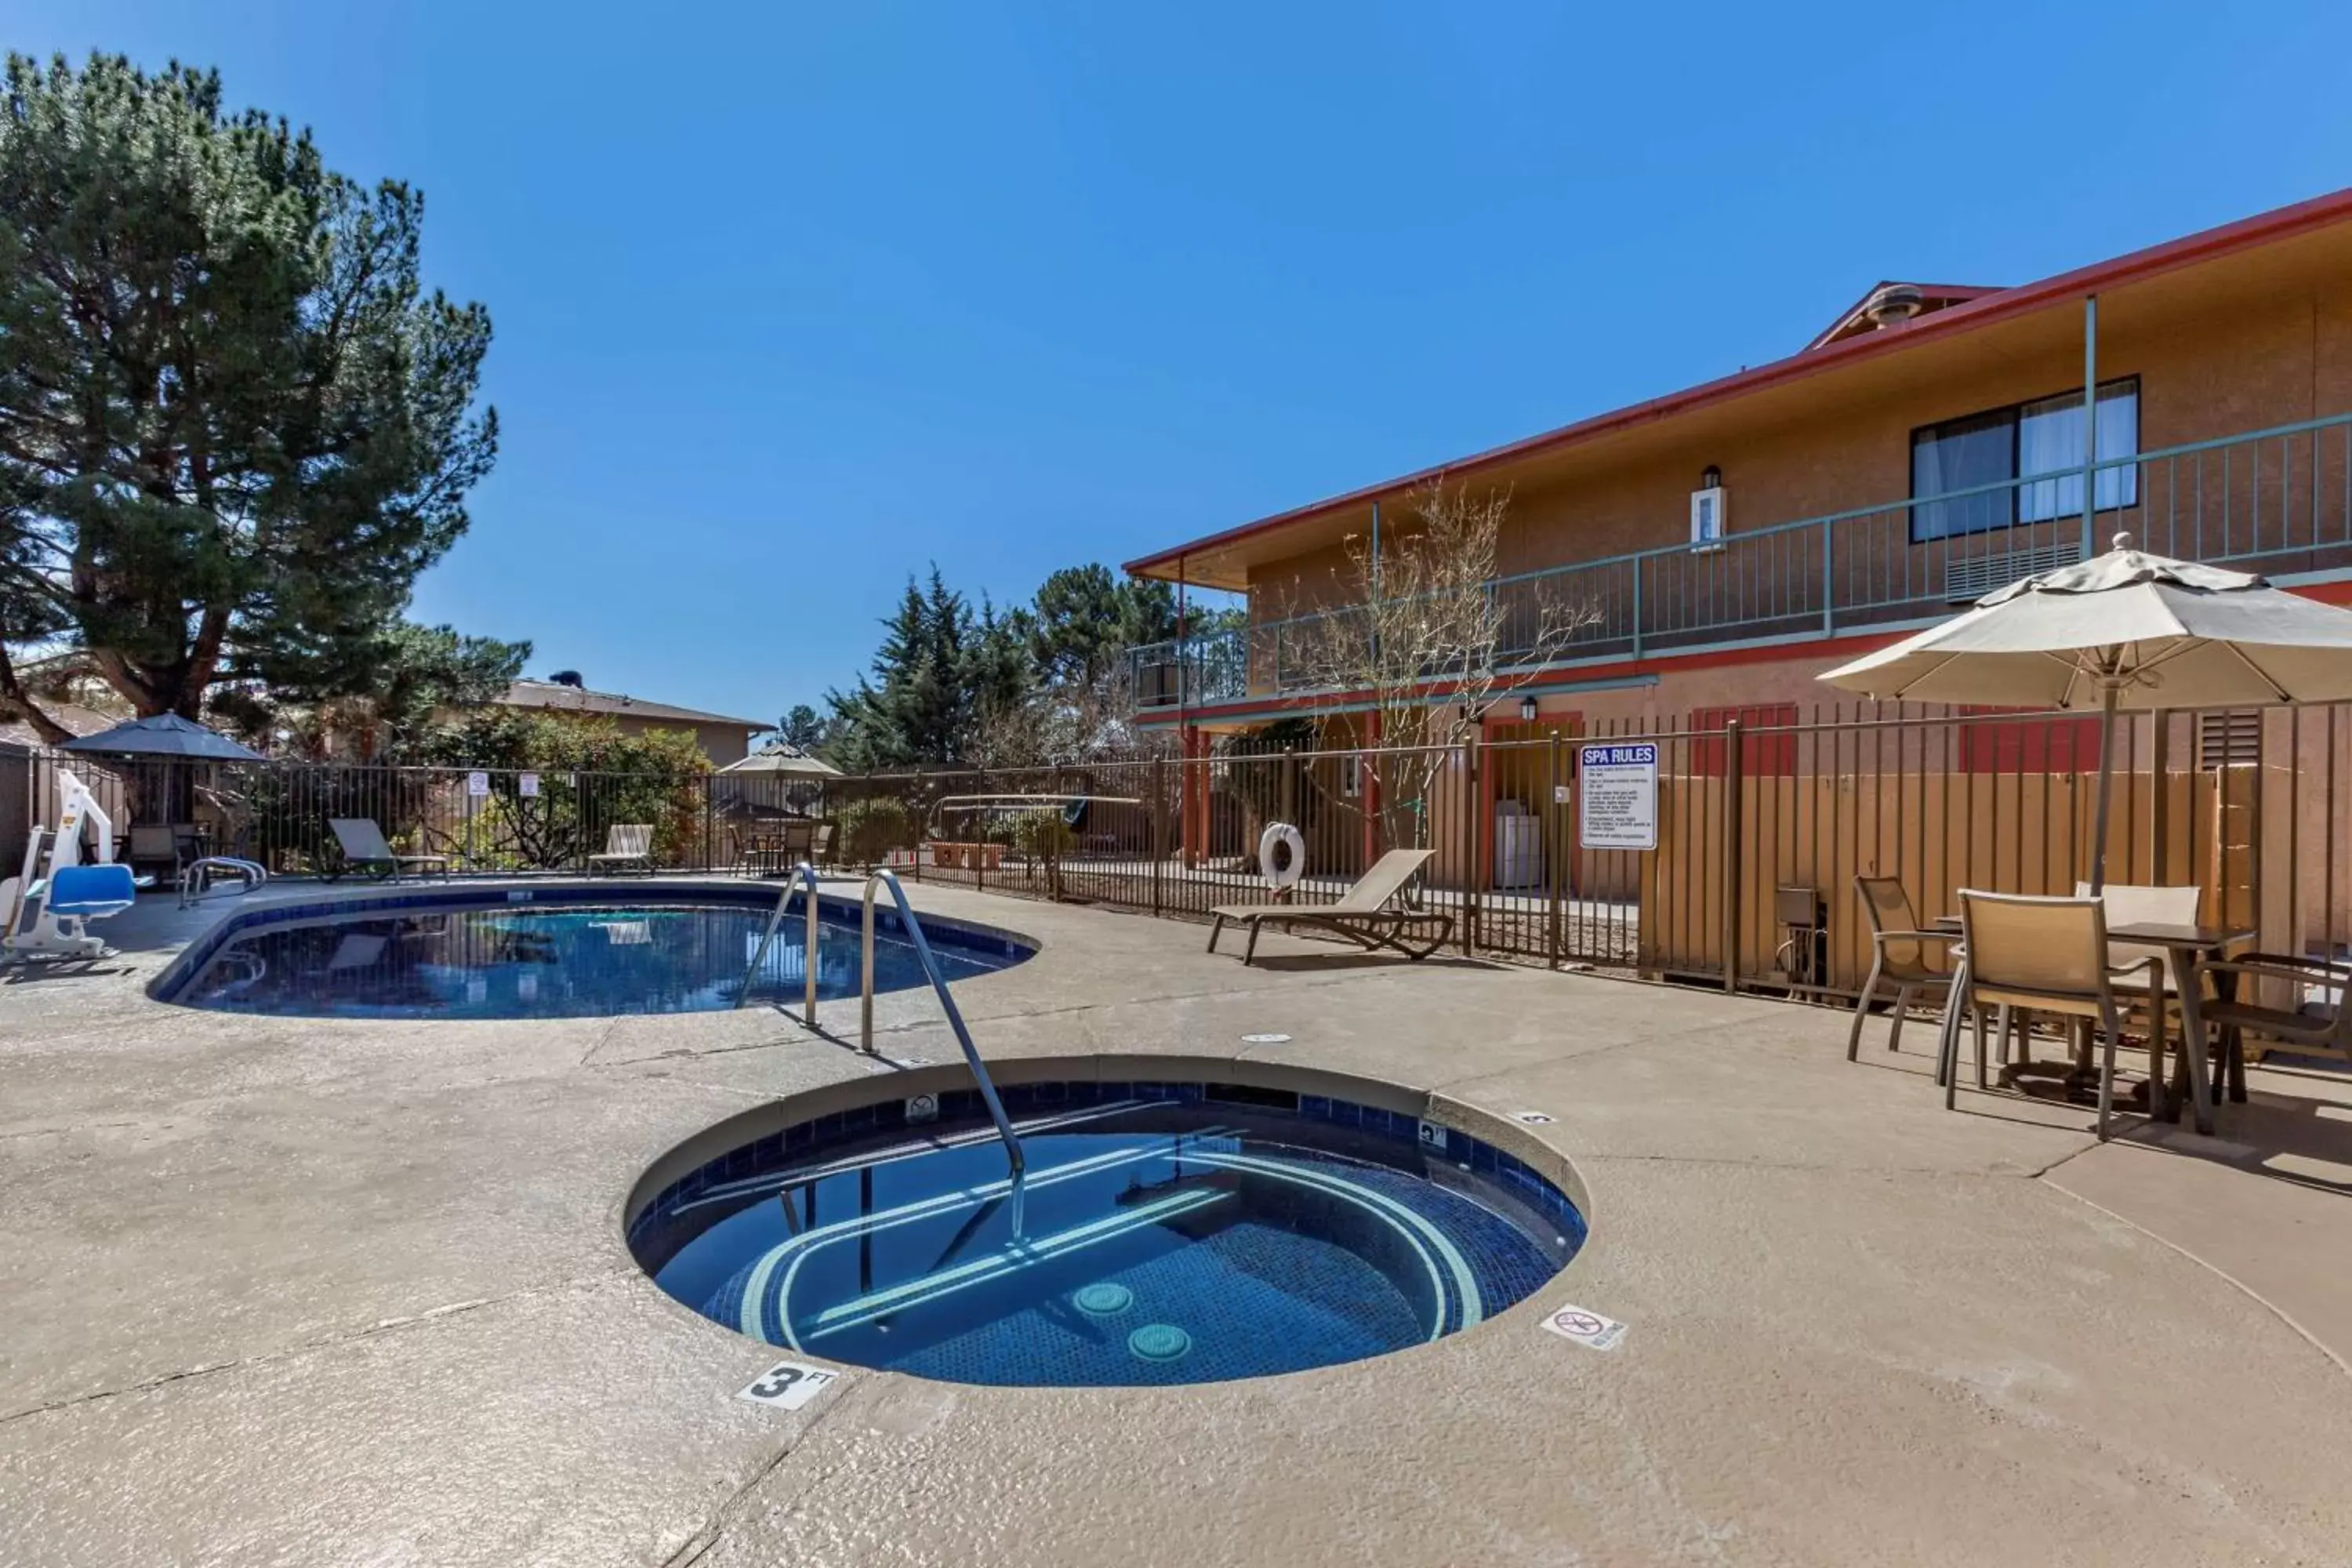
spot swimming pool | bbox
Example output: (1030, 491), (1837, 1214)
(158, 886), (1033, 1020)
(630, 1077), (1584, 1386)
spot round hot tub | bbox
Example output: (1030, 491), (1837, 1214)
(628, 1067), (1585, 1387)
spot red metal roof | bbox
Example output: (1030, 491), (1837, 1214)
(1125, 185), (2352, 580)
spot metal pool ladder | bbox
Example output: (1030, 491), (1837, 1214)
(861, 868), (1025, 1178)
(734, 862), (1023, 1177)
(738, 862), (821, 1025)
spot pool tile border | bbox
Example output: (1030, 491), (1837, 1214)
(150, 880), (1035, 1005)
(628, 1078), (1587, 1256)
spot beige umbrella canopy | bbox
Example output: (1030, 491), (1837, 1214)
(718, 745), (841, 777)
(1820, 534), (2352, 890)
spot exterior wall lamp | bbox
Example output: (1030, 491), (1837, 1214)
(1519, 695), (1539, 723)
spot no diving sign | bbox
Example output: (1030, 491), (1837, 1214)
(1540, 1303), (1627, 1352)
(1577, 742), (1657, 852)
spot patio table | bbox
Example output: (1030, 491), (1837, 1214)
(1931, 917), (2251, 1136)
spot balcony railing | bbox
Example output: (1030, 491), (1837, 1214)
(1128, 410), (2352, 713)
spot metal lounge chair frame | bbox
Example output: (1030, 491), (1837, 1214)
(588, 823), (656, 876)
(325, 818), (452, 883)
(1206, 847), (1454, 966)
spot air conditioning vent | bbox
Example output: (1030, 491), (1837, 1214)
(1944, 543), (2078, 603)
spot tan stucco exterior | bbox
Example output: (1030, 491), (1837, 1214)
(1145, 199), (2352, 732)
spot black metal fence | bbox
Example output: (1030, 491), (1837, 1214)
(26, 702), (2352, 1007)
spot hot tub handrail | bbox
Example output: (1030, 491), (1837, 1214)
(736, 860), (820, 1025)
(861, 867), (1025, 1178)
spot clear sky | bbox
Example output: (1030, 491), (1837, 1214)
(13, 2), (2352, 727)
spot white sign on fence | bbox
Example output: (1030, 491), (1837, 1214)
(1577, 742), (1657, 851)
(518, 771), (539, 798)
(466, 770), (490, 797)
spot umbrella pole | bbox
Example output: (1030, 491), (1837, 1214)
(2088, 684), (2119, 896)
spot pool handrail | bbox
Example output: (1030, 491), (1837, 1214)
(737, 861), (820, 1025)
(861, 867), (1025, 1178)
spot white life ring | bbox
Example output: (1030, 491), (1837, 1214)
(1258, 821), (1305, 888)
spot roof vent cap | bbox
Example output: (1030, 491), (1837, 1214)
(1864, 284), (1925, 328)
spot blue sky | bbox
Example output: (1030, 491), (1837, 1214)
(13, 2), (2352, 727)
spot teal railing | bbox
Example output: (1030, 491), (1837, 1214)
(1127, 411), (2352, 711)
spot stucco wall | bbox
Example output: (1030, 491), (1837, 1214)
(1242, 275), (2352, 641)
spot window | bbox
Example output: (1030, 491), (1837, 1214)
(1911, 378), (2139, 542)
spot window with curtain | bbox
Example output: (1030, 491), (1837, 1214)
(1911, 377), (2140, 541)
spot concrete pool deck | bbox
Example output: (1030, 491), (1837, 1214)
(4, 877), (2351, 1566)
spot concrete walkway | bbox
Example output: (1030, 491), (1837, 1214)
(2, 878), (2349, 1566)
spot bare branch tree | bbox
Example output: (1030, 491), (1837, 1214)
(967, 661), (1177, 771)
(1276, 482), (1599, 848)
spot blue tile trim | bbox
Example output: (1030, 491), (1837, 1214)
(630, 1079), (1584, 1258)
(152, 880), (1035, 1003)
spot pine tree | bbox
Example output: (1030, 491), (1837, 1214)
(0, 53), (500, 737)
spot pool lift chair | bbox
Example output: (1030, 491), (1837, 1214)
(0, 768), (141, 963)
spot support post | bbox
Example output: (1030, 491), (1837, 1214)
(1632, 560), (1645, 661)
(1462, 732), (1481, 958)
(1820, 517), (1835, 636)
(1150, 754), (1165, 918)
(2149, 707), (2171, 887)
(2089, 685), (2119, 895)
(2082, 294), (2100, 559)
(1547, 730), (1563, 969)
(1722, 717), (1744, 993)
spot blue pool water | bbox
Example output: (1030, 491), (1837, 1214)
(631, 1087), (1583, 1386)
(163, 892), (1029, 1020)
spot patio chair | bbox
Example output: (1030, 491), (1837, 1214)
(1207, 848), (1453, 966)
(1956, 891), (2167, 1141)
(2191, 950), (2352, 1079)
(588, 823), (655, 876)
(125, 824), (194, 885)
(810, 823), (835, 868)
(325, 818), (452, 883)
(2067, 881), (2205, 1092)
(1846, 877), (1961, 1061)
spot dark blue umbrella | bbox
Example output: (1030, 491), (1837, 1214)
(60, 713), (266, 762)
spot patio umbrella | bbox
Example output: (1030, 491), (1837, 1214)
(1819, 532), (2352, 891)
(718, 745), (841, 777)
(60, 713), (265, 762)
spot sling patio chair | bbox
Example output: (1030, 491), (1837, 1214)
(588, 823), (656, 876)
(1206, 847), (1454, 967)
(325, 818), (452, 883)
(2191, 949), (2352, 1086)
(1846, 876), (1962, 1060)
(1956, 891), (2166, 1141)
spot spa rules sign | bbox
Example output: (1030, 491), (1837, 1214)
(1577, 742), (1657, 851)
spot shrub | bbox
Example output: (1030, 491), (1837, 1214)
(1010, 811), (1075, 862)
(837, 796), (918, 866)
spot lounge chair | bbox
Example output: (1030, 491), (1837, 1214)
(588, 823), (655, 876)
(325, 818), (451, 883)
(1207, 848), (1454, 966)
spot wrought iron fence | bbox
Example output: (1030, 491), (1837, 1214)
(21, 701), (2352, 1014)
(834, 701), (2352, 1007)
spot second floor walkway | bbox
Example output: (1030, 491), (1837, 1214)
(1129, 410), (2352, 716)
